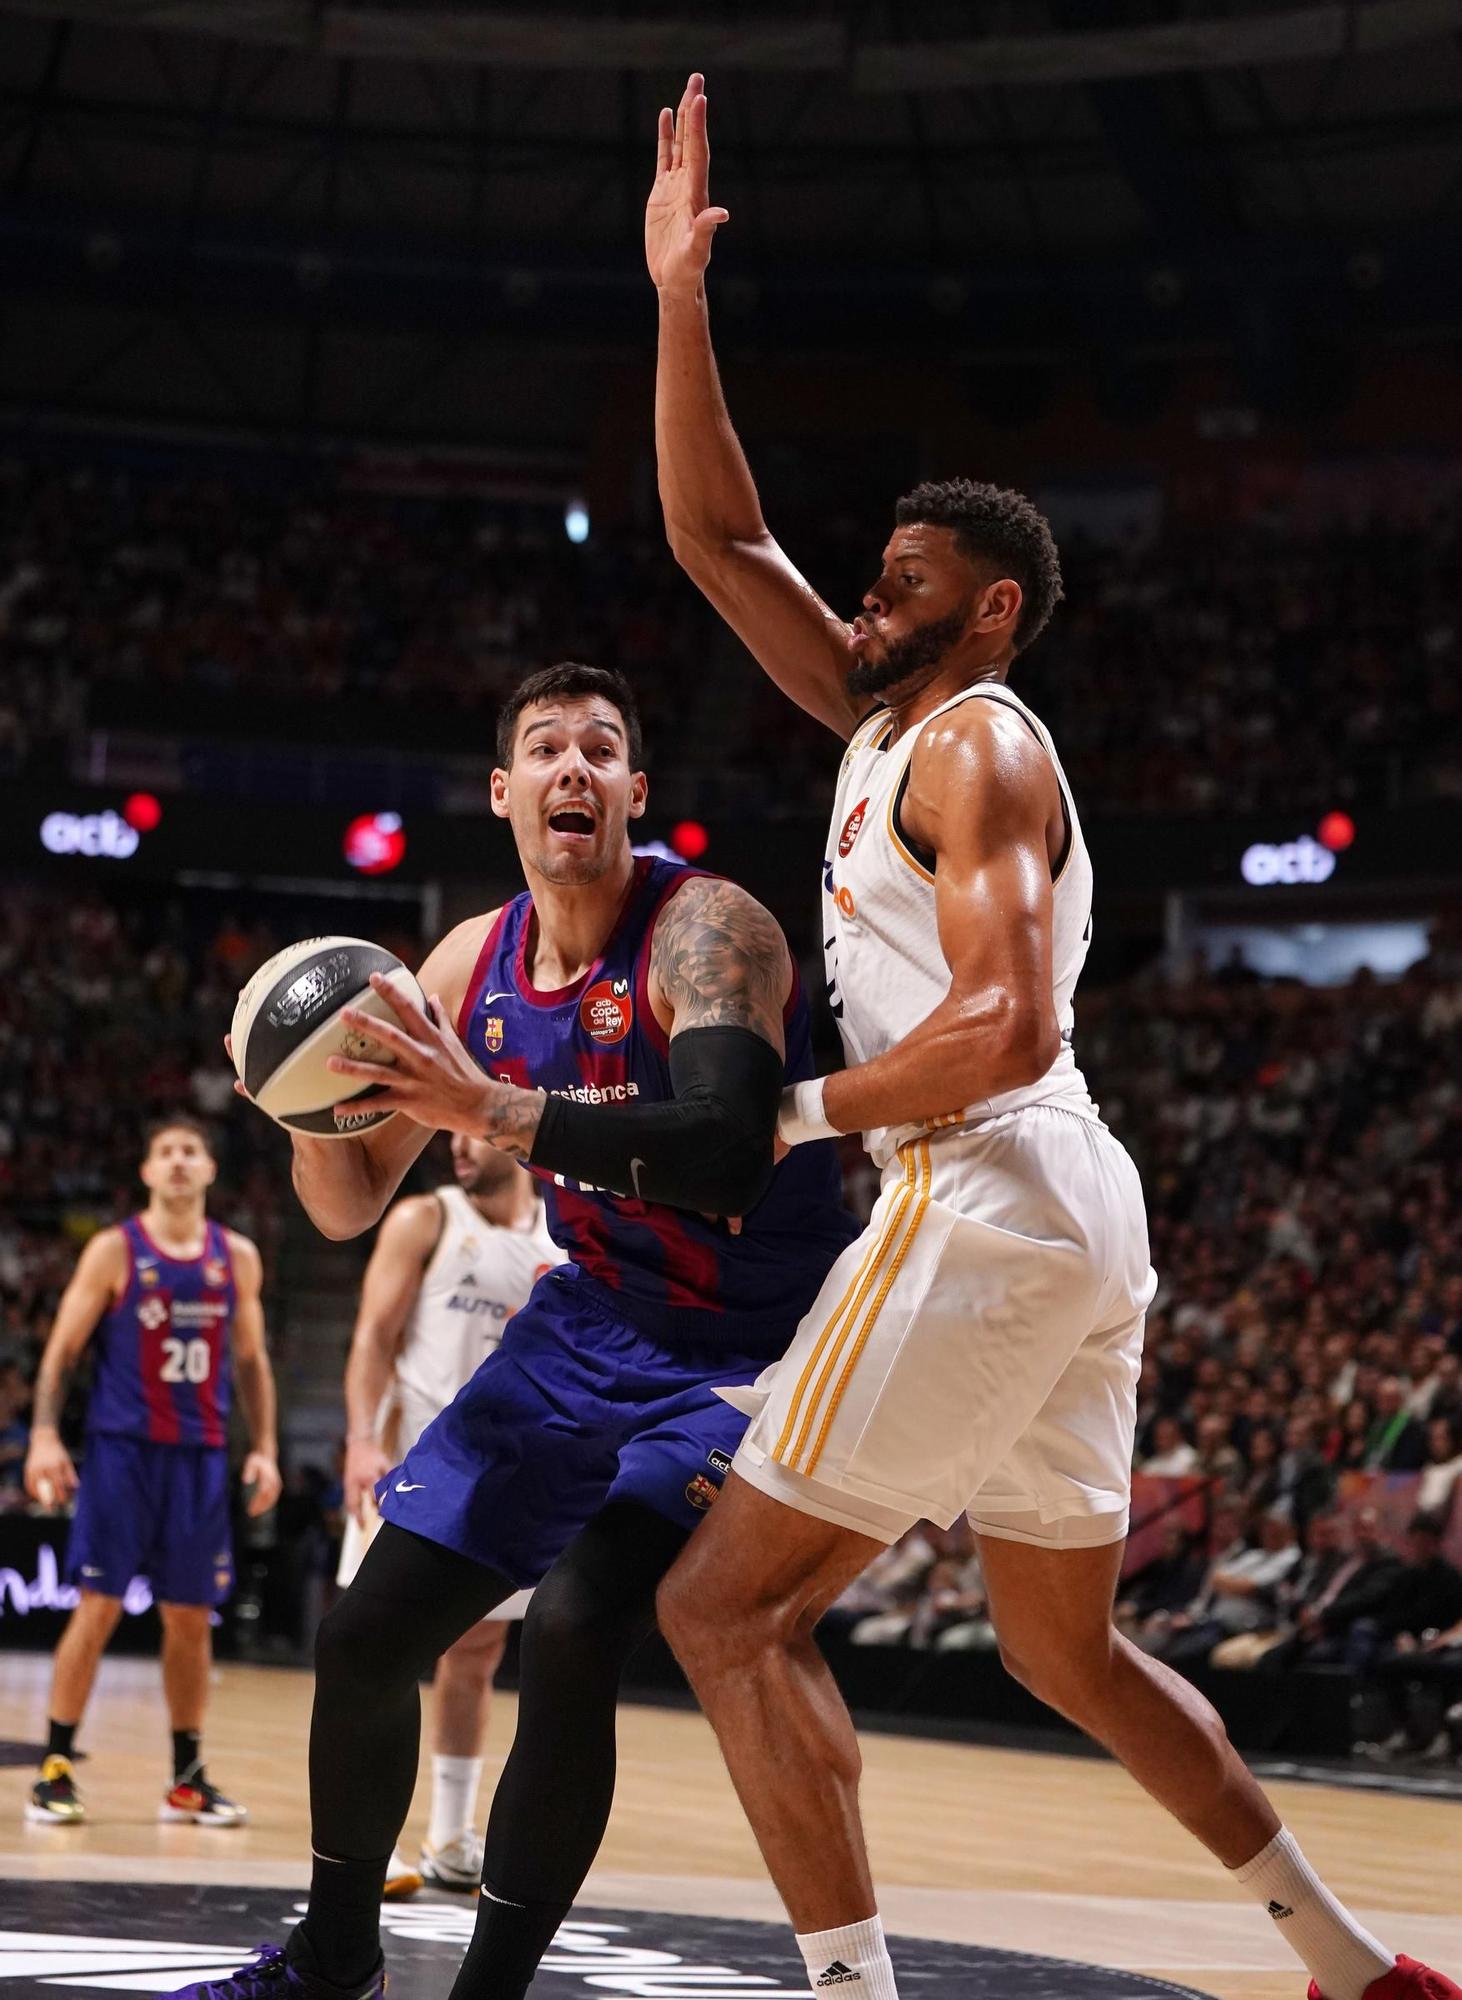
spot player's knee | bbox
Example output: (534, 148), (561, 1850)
(997, 1624), (1115, 1720)
(313, 1590), (399, 1694)
(159, 1602), (212, 1639)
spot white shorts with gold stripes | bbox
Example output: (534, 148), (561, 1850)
(725, 1104), (1158, 1549)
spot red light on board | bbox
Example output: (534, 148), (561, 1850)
(670, 819), (710, 861)
(344, 811), (407, 875)
(123, 792), (163, 832)
(1317, 811), (1355, 852)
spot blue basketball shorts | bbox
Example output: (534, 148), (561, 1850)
(66, 1434), (234, 1607)
(376, 1268), (758, 1586)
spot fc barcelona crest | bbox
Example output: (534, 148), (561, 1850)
(684, 1472), (720, 1512)
(482, 1017), (505, 1054)
(203, 1257), (228, 1288)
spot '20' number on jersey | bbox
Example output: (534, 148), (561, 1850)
(160, 1336), (212, 1385)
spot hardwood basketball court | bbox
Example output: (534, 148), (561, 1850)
(2, 1653), (1457, 2000)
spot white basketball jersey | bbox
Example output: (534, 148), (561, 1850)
(389, 1186), (559, 1432)
(824, 680), (1100, 1168)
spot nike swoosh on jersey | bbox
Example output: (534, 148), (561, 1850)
(394, 1480), (426, 1493)
(478, 992), (513, 1007)
(629, 1157), (647, 1198)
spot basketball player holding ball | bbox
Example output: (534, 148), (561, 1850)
(23, 1117), (280, 1828)
(644, 73), (1456, 2000)
(191, 660), (856, 2000)
(337, 1131), (559, 1898)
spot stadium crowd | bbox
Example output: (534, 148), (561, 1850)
(2, 456), (1459, 815)
(5, 877), (1461, 1743)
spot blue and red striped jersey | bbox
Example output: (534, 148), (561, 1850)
(458, 856), (857, 1358)
(86, 1216), (236, 1447)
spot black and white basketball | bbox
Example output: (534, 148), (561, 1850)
(231, 937), (426, 1138)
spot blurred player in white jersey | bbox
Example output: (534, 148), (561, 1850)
(645, 72), (1457, 2000)
(339, 1132), (558, 1895)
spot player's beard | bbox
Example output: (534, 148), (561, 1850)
(846, 602), (972, 698)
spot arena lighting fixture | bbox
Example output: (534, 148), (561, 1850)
(564, 501), (591, 544)
(670, 820), (711, 861)
(343, 811), (407, 875)
(123, 792), (164, 832)
(39, 807), (143, 859)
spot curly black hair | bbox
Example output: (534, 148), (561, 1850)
(894, 477), (1064, 653)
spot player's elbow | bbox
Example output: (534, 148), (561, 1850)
(963, 998), (1060, 1096)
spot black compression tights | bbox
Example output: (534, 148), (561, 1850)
(451, 1503), (691, 2000)
(299, 1509), (688, 1994)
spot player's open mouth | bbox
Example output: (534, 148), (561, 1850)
(548, 808), (596, 837)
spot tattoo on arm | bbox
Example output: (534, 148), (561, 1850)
(650, 877), (788, 1045)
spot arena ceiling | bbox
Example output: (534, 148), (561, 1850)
(1, 0), (1459, 445)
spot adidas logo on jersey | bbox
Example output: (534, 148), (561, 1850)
(815, 1963), (862, 1985)
(1267, 1901), (1295, 1921)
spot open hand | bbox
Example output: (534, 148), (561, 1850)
(646, 72), (729, 296)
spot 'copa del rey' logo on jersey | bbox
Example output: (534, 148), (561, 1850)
(838, 797), (870, 857)
(580, 977), (632, 1045)
(203, 1257), (228, 1288)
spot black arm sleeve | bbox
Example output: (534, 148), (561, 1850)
(528, 1025), (783, 1216)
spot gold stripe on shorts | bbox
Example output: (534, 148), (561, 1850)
(805, 1139), (933, 1479)
(771, 1146), (918, 1470)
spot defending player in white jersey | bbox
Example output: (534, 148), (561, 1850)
(339, 1132), (558, 1896)
(644, 73), (1456, 2000)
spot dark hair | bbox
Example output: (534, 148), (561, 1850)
(1408, 1510), (1445, 1538)
(894, 477), (1064, 652)
(143, 1114), (213, 1157)
(495, 662), (643, 770)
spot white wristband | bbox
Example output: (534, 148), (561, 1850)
(777, 1077), (840, 1148)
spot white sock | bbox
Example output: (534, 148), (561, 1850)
(427, 1754), (482, 1851)
(1231, 1827), (1394, 2000)
(794, 1914), (899, 2000)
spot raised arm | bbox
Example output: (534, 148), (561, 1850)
(23, 1228), (125, 1505)
(795, 704), (1064, 1142)
(226, 1232), (282, 1517)
(648, 75), (858, 738)
(341, 1195), (441, 1520)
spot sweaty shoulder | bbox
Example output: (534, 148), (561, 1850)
(648, 873), (792, 1044)
(905, 694), (1058, 857)
(80, 1224), (130, 1290)
(222, 1229), (263, 1286)
(374, 1191), (446, 1265)
(417, 909), (503, 1028)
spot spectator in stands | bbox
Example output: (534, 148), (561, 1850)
(1347, 1513), (1462, 1677)
(1192, 1412), (1244, 1490)
(1140, 1414), (1199, 1476)
(1355, 1516), (1462, 1757)
(1250, 1414), (1334, 1540)
(1328, 1398), (1374, 1470)
(1212, 1508), (1349, 1670)
(1115, 1520), (1207, 1640)
(1416, 1417), (1462, 1521)
(1283, 1506), (1405, 1668)
(1363, 1378), (1428, 1471)
(0, 1358), (31, 1494)
(1153, 1506), (1301, 1672)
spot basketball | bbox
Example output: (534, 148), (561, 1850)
(230, 936), (426, 1138)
